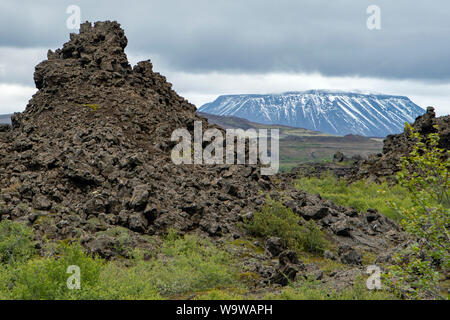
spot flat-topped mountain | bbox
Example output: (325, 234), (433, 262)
(198, 90), (425, 137)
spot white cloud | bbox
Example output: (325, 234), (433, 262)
(0, 46), (47, 85)
(0, 83), (36, 114)
(161, 71), (450, 116)
(1, 72), (450, 117)
(1, 57), (449, 117)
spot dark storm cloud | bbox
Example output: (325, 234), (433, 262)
(0, 0), (449, 81)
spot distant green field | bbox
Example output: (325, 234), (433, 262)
(199, 112), (384, 171)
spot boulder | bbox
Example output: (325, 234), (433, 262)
(270, 250), (301, 286)
(300, 205), (329, 220)
(338, 245), (362, 265)
(129, 185), (149, 209)
(32, 195), (52, 210)
(265, 237), (283, 257)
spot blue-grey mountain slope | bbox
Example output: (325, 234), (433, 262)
(198, 90), (425, 137)
(0, 114), (12, 125)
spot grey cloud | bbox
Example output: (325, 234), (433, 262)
(0, 0), (449, 81)
(0, 47), (47, 85)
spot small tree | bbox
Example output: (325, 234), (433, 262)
(386, 123), (449, 299)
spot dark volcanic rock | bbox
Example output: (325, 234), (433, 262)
(265, 237), (283, 257)
(0, 21), (271, 242)
(338, 245), (362, 265)
(0, 21), (406, 267)
(351, 107), (449, 182)
(333, 151), (345, 163)
(290, 107), (448, 183)
(299, 205), (329, 220)
(270, 250), (302, 286)
(0, 124), (10, 132)
(33, 195), (52, 210)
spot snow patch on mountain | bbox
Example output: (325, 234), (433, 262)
(198, 90), (425, 137)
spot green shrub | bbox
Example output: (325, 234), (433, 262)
(0, 242), (161, 300)
(302, 220), (328, 255)
(0, 220), (35, 265)
(146, 231), (238, 296)
(245, 199), (302, 249)
(385, 124), (449, 299)
(82, 261), (161, 300)
(9, 243), (104, 300)
(0, 265), (13, 299)
(245, 199), (328, 254)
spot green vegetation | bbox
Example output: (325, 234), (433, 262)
(301, 220), (329, 255)
(4, 244), (106, 300)
(83, 104), (100, 111)
(143, 230), (238, 296)
(279, 154), (330, 172)
(0, 222), (238, 300)
(193, 275), (395, 300)
(385, 124), (449, 299)
(0, 220), (35, 264)
(292, 125), (449, 300)
(295, 174), (414, 221)
(0, 219), (400, 300)
(195, 289), (245, 300)
(96, 226), (134, 257)
(265, 279), (396, 300)
(245, 198), (328, 254)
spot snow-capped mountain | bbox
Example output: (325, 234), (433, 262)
(198, 90), (425, 137)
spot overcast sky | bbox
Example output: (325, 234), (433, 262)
(0, 0), (449, 115)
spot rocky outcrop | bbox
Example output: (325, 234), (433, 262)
(0, 21), (274, 245)
(289, 152), (363, 179)
(289, 107), (448, 183)
(350, 107), (449, 182)
(0, 22), (407, 290)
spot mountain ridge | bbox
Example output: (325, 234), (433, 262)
(0, 113), (12, 124)
(199, 90), (425, 137)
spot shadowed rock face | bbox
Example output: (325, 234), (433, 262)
(1, 21), (274, 242)
(383, 107), (449, 155)
(0, 22), (404, 283)
(351, 107), (449, 183)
